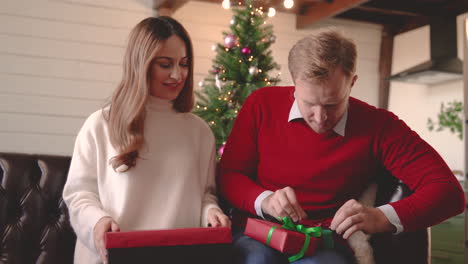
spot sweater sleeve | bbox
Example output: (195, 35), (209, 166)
(218, 92), (269, 215)
(375, 111), (465, 231)
(63, 115), (110, 253)
(200, 126), (221, 227)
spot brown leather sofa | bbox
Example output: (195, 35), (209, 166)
(0, 153), (75, 263)
(0, 152), (429, 264)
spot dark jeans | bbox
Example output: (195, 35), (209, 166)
(232, 226), (356, 264)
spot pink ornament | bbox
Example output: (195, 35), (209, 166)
(241, 47), (252, 55)
(218, 144), (226, 156)
(224, 34), (238, 48)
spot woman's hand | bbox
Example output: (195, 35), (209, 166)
(207, 207), (231, 227)
(94, 216), (120, 264)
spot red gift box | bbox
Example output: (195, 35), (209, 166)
(244, 218), (319, 257)
(105, 227), (232, 264)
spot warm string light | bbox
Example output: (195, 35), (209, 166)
(222, 0), (230, 9)
(284, 0), (294, 9)
(268, 7), (276, 17)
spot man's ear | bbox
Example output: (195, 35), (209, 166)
(350, 74), (358, 88)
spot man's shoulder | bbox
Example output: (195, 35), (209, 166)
(349, 97), (400, 125)
(248, 86), (294, 106)
(251, 86), (294, 97)
(350, 97), (390, 115)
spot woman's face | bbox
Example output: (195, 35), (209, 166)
(149, 35), (189, 100)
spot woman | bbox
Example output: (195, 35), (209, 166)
(63, 16), (230, 264)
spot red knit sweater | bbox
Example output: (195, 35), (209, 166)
(219, 86), (465, 231)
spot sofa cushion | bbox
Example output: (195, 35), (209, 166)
(0, 153), (75, 264)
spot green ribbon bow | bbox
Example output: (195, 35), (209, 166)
(265, 217), (334, 263)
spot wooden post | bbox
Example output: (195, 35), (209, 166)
(378, 25), (394, 110)
(463, 17), (468, 264)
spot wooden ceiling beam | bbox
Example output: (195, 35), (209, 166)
(296, 0), (369, 29)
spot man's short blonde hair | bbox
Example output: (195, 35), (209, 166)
(288, 29), (357, 83)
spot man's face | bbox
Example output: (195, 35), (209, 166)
(294, 68), (357, 134)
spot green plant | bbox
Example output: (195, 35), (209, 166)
(427, 100), (463, 140)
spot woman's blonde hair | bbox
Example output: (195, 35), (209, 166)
(106, 16), (194, 171)
(288, 29), (356, 83)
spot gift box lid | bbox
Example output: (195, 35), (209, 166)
(106, 227), (232, 249)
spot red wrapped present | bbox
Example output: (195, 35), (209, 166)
(245, 217), (333, 262)
(105, 227), (232, 264)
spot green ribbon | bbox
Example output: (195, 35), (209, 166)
(265, 217), (334, 263)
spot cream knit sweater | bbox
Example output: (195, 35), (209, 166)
(63, 97), (220, 264)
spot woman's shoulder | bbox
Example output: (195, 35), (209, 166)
(182, 113), (214, 137)
(182, 113), (209, 128)
(79, 107), (109, 135)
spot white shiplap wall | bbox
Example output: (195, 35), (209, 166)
(388, 13), (468, 172)
(0, 0), (154, 155)
(173, 1), (382, 106)
(1, 0), (382, 156)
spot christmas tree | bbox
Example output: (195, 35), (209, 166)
(194, 0), (280, 155)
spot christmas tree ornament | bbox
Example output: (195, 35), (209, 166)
(270, 35), (276, 43)
(230, 18), (236, 25)
(215, 74), (222, 90)
(218, 143), (226, 156)
(211, 44), (217, 51)
(249, 66), (258, 75)
(241, 47), (252, 55)
(198, 81), (204, 87)
(224, 34), (238, 48)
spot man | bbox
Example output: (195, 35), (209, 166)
(218, 29), (465, 263)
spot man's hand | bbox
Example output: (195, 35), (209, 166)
(330, 199), (396, 239)
(94, 216), (120, 264)
(261, 186), (307, 222)
(207, 207), (231, 227)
